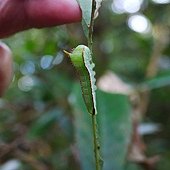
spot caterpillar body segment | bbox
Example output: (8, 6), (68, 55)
(67, 45), (97, 115)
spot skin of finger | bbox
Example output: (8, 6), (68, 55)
(0, 0), (29, 38)
(0, 42), (13, 96)
(0, 0), (81, 38)
(25, 0), (82, 28)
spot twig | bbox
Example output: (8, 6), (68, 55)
(92, 114), (103, 170)
(88, 0), (96, 51)
(87, 1), (103, 170)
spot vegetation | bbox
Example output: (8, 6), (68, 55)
(0, 0), (170, 170)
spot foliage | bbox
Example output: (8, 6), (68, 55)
(72, 85), (132, 170)
(0, 0), (170, 170)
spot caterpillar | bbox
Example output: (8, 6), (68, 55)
(64, 45), (97, 115)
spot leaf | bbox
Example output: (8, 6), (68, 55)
(77, 0), (92, 27)
(98, 90), (132, 170)
(70, 84), (132, 170)
(76, 0), (103, 37)
(141, 71), (170, 90)
(81, 19), (89, 38)
(27, 109), (63, 138)
(76, 0), (92, 37)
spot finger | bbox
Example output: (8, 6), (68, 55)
(0, 42), (13, 96)
(26, 0), (82, 28)
(0, 0), (81, 38)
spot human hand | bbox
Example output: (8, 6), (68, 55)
(0, 0), (81, 96)
(0, 0), (81, 38)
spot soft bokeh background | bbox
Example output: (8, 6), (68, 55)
(0, 0), (170, 170)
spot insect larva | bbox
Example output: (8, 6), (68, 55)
(64, 45), (97, 115)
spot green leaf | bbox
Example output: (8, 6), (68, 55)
(71, 85), (132, 170)
(77, 0), (92, 26)
(82, 19), (89, 38)
(142, 71), (170, 90)
(98, 90), (132, 170)
(70, 85), (94, 170)
(27, 109), (63, 138)
(76, 0), (92, 37)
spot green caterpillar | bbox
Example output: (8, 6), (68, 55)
(65, 45), (97, 115)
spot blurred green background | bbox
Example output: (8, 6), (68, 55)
(0, 0), (170, 170)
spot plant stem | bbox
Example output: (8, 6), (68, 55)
(92, 114), (103, 170)
(88, 0), (96, 51)
(87, 1), (103, 170)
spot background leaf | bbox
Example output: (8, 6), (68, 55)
(141, 71), (170, 90)
(71, 84), (132, 170)
(27, 108), (63, 138)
